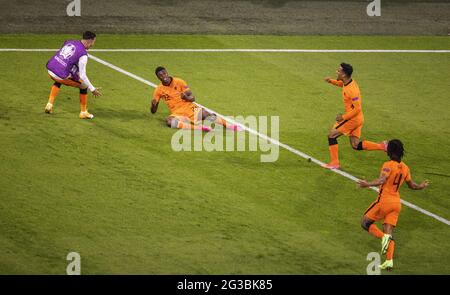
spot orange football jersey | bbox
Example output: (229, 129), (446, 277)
(378, 160), (412, 201)
(330, 79), (364, 122)
(153, 77), (195, 114)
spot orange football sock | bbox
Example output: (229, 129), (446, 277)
(368, 224), (384, 239)
(80, 93), (87, 112)
(362, 140), (384, 151)
(48, 85), (60, 104)
(386, 240), (395, 260)
(328, 144), (339, 164)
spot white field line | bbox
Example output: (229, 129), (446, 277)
(88, 54), (450, 226)
(0, 48), (450, 53)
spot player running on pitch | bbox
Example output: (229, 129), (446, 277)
(323, 63), (386, 169)
(358, 139), (429, 271)
(151, 66), (239, 131)
(45, 31), (102, 119)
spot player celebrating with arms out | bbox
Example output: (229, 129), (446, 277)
(151, 66), (239, 131)
(45, 31), (102, 119)
(358, 139), (429, 271)
(323, 63), (386, 169)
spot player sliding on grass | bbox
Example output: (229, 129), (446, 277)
(151, 66), (239, 131)
(358, 139), (429, 271)
(45, 31), (102, 119)
(323, 63), (386, 170)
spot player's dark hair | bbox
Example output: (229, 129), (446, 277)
(387, 139), (404, 162)
(340, 63), (353, 77)
(82, 31), (96, 40)
(155, 66), (166, 76)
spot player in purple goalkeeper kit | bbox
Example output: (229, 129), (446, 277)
(45, 31), (102, 119)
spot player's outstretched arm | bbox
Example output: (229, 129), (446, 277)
(358, 175), (387, 188)
(181, 90), (195, 102)
(151, 99), (159, 114)
(79, 55), (100, 96)
(325, 77), (343, 87)
(406, 179), (430, 190)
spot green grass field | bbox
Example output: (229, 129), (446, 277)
(0, 35), (449, 274)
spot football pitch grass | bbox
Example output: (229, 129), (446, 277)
(0, 35), (449, 274)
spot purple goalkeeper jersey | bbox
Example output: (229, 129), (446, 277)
(46, 40), (87, 80)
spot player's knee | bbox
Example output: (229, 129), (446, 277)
(361, 218), (373, 231)
(53, 82), (62, 88)
(79, 88), (88, 94)
(328, 136), (338, 146)
(352, 141), (362, 150)
(328, 129), (339, 138)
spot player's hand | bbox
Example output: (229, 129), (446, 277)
(420, 179), (430, 189)
(92, 88), (102, 97)
(336, 114), (344, 122)
(325, 77), (332, 83)
(358, 180), (370, 188)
